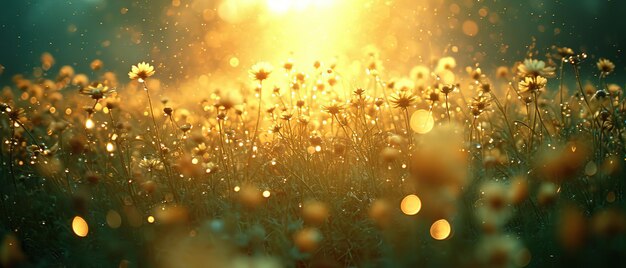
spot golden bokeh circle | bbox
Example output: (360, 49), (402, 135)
(430, 219), (451, 240)
(400, 194), (422, 215)
(72, 216), (89, 237)
(410, 109), (435, 134)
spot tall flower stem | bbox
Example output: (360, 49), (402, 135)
(14, 119), (45, 150)
(374, 75), (400, 132)
(572, 64), (593, 116)
(218, 119), (232, 194)
(8, 126), (17, 192)
(247, 82), (263, 180)
(403, 108), (412, 145)
(572, 65), (598, 150)
(527, 102), (535, 155)
(251, 82), (263, 145)
(558, 59), (566, 125)
(533, 93), (550, 142)
(4, 115), (47, 191)
(444, 93), (451, 123)
(469, 117), (477, 145)
(491, 94), (520, 159)
(601, 74), (626, 156)
(109, 111), (136, 205)
(143, 81), (179, 203)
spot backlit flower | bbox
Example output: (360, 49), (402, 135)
(128, 62), (155, 81)
(322, 102), (345, 115)
(250, 62), (273, 82)
(470, 95), (491, 117)
(79, 83), (115, 100)
(353, 88), (366, 97)
(517, 59), (555, 78)
(435, 57), (457, 74)
(410, 65), (430, 81)
(556, 47), (575, 59)
(138, 157), (164, 171)
(518, 76), (547, 94)
(390, 92), (417, 109)
(597, 58), (615, 75)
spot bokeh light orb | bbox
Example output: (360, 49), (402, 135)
(462, 20), (479, 36)
(400, 194), (422, 215)
(72, 216), (89, 237)
(85, 118), (95, 129)
(430, 219), (451, 240)
(294, 228), (323, 253)
(303, 200), (329, 225)
(106, 210), (122, 229)
(410, 109), (435, 134)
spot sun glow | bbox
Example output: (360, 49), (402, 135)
(215, 0), (360, 67)
(266, 0), (335, 14)
(258, 0), (355, 66)
(203, 0), (439, 101)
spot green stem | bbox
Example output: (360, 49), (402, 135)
(8, 126), (17, 192)
(14, 120), (45, 150)
(143, 81), (179, 203)
(403, 108), (412, 146)
(558, 59), (565, 125)
(445, 93), (451, 123)
(533, 92), (550, 142)
(109, 111), (136, 205)
(572, 65), (593, 116)
(247, 81), (264, 180)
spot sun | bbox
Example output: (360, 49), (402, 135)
(266, 0), (335, 14)
(266, 0), (290, 13)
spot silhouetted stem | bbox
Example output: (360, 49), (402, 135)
(143, 81), (179, 203)
(445, 94), (451, 123)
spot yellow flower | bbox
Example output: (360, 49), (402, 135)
(128, 62), (155, 81)
(138, 157), (164, 171)
(390, 92), (417, 109)
(283, 59), (294, 71)
(280, 111), (294, 121)
(79, 83), (115, 100)
(470, 95), (491, 117)
(410, 65), (430, 81)
(518, 75), (547, 94)
(353, 88), (366, 97)
(249, 62), (273, 82)
(556, 47), (575, 59)
(322, 102), (344, 115)
(435, 56), (457, 73)
(517, 59), (555, 78)
(495, 66), (509, 79)
(597, 58), (615, 75)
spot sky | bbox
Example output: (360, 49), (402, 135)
(0, 0), (625, 85)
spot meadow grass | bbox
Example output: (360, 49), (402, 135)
(0, 49), (625, 267)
